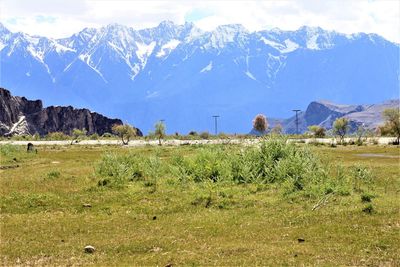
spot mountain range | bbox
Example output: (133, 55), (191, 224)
(1, 87), (396, 136)
(0, 21), (398, 134)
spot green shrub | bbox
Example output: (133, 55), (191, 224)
(95, 137), (374, 200)
(96, 152), (146, 187)
(188, 131), (198, 136)
(362, 204), (374, 214)
(45, 132), (70, 140)
(361, 193), (374, 203)
(0, 144), (22, 157)
(171, 147), (232, 183)
(102, 132), (113, 138)
(351, 165), (372, 192)
(200, 131), (210, 139)
(46, 170), (60, 179)
(89, 133), (99, 140)
(96, 152), (164, 188)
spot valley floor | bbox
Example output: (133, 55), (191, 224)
(0, 144), (399, 266)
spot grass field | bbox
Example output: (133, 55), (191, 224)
(1, 142), (399, 266)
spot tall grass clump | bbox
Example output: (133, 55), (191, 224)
(0, 144), (36, 164)
(95, 137), (373, 199)
(95, 152), (164, 188)
(171, 147), (233, 183)
(96, 152), (146, 187)
(0, 144), (22, 157)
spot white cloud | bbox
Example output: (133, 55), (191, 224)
(1, 0), (399, 42)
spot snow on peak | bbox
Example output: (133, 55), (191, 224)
(53, 42), (76, 53)
(245, 71), (257, 81)
(158, 20), (176, 29)
(282, 39), (299, 53)
(135, 41), (156, 67)
(206, 24), (248, 49)
(156, 39), (180, 58)
(0, 42), (6, 52)
(263, 38), (299, 53)
(298, 26), (323, 35)
(200, 61), (213, 73)
(261, 37), (284, 51)
(0, 22), (11, 35)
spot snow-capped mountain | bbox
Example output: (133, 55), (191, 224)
(0, 21), (398, 133)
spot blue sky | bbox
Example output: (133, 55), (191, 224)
(1, 0), (399, 42)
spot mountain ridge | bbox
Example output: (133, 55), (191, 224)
(282, 99), (399, 134)
(1, 21), (398, 134)
(0, 87), (141, 136)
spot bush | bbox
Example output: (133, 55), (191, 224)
(362, 204), (374, 214)
(351, 165), (372, 192)
(96, 152), (163, 188)
(45, 132), (70, 140)
(89, 133), (99, 140)
(171, 137), (349, 198)
(95, 137), (374, 200)
(0, 144), (22, 157)
(361, 193), (374, 203)
(199, 131), (210, 139)
(96, 153), (145, 187)
(46, 170), (60, 179)
(102, 132), (113, 138)
(308, 125), (326, 138)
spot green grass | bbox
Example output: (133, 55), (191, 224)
(0, 143), (399, 266)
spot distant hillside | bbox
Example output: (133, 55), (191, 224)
(281, 99), (399, 134)
(0, 88), (140, 136)
(1, 21), (398, 133)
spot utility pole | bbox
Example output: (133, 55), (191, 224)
(292, 110), (301, 135)
(212, 115), (220, 135)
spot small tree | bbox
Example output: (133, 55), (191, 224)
(154, 121), (166, 146)
(70, 128), (87, 145)
(271, 124), (283, 135)
(112, 124), (136, 145)
(379, 108), (400, 144)
(308, 125), (326, 138)
(355, 124), (366, 145)
(252, 114), (268, 135)
(333, 118), (349, 144)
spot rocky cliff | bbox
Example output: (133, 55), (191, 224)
(0, 88), (142, 136)
(282, 100), (399, 134)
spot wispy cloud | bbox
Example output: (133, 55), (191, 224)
(35, 15), (57, 24)
(1, 0), (399, 42)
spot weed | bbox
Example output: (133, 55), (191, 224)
(361, 193), (374, 203)
(46, 170), (61, 179)
(362, 204), (374, 214)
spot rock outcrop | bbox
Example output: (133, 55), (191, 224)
(0, 88), (142, 136)
(282, 99), (399, 134)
